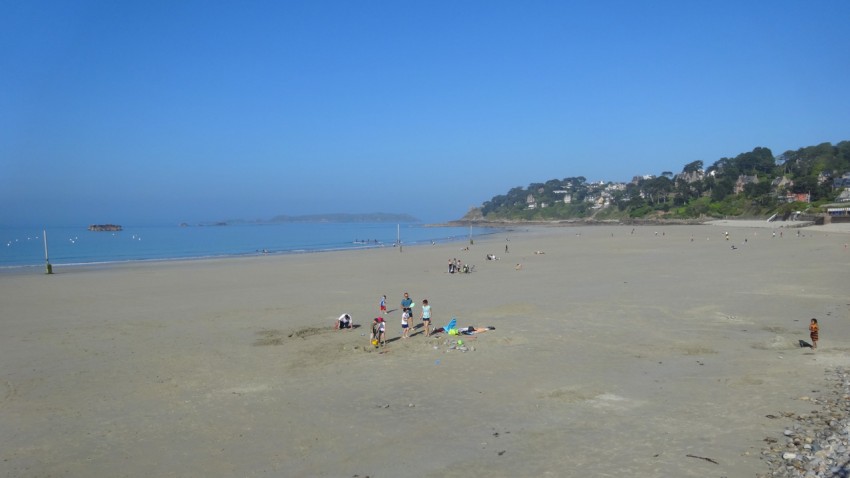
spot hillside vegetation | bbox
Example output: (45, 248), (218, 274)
(469, 141), (850, 222)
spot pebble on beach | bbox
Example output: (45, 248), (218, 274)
(761, 367), (850, 477)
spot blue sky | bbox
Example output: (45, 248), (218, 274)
(2, 1), (848, 226)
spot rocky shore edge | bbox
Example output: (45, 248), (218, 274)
(760, 367), (850, 477)
(445, 218), (711, 227)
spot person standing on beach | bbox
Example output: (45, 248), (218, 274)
(401, 310), (411, 338)
(371, 317), (386, 347)
(401, 292), (413, 318)
(809, 318), (819, 350)
(421, 299), (432, 337)
(379, 295), (387, 315)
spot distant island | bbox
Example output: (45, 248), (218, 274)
(89, 224), (123, 231)
(191, 213), (419, 226)
(267, 213), (419, 223)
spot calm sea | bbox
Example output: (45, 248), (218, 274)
(0, 223), (498, 270)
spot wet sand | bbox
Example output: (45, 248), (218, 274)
(2, 224), (849, 477)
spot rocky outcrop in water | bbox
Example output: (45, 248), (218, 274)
(88, 224), (123, 231)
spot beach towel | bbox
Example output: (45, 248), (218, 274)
(444, 317), (457, 334)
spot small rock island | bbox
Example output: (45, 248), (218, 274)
(88, 224), (123, 232)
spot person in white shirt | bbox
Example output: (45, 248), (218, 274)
(401, 310), (411, 338)
(335, 313), (352, 329)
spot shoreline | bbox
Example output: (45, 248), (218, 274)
(451, 217), (850, 233)
(0, 226), (509, 273)
(5, 220), (847, 273)
(2, 224), (849, 476)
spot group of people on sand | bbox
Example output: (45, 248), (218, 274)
(335, 292), (495, 349)
(448, 258), (471, 274)
(371, 292), (433, 347)
(335, 292), (433, 348)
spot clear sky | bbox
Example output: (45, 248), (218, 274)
(2, 1), (848, 226)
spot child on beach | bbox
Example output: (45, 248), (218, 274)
(380, 295), (387, 314)
(421, 299), (431, 337)
(371, 317), (386, 347)
(401, 310), (410, 338)
(810, 318), (819, 350)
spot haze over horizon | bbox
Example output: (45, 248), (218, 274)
(2, 1), (848, 227)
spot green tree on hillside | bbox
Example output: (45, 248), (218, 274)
(682, 160), (703, 174)
(472, 140), (849, 221)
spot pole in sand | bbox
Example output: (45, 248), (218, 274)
(397, 224), (402, 252)
(43, 229), (53, 274)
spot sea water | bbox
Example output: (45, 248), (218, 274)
(0, 223), (498, 269)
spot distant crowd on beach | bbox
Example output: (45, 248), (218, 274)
(447, 258), (472, 274)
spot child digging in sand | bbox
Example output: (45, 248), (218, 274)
(810, 318), (819, 350)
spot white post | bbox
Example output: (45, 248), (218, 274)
(43, 229), (53, 274)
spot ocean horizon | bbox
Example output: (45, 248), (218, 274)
(0, 223), (500, 270)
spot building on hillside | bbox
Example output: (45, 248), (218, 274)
(677, 170), (704, 183)
(833, 173), (850, 189)
(771, 176), (793, 190)
(734, 175), (759, 194)
(631, 175), (655, 185)
(781, 192), (811, 203)
(827, 206), (850, 216)
(553, 190), (572, 204)
(825, 203), (850, 223)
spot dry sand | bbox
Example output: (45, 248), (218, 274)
(2, 224), (849, 477)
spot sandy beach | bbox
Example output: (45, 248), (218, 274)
(2, 223), (849, 477)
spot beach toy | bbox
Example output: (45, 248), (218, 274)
(448, 328), (458, 335)
(371, 339), (379, 346)
(457, 339), (464, 346)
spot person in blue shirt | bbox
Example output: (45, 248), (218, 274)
(401, 292), (413, 318)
